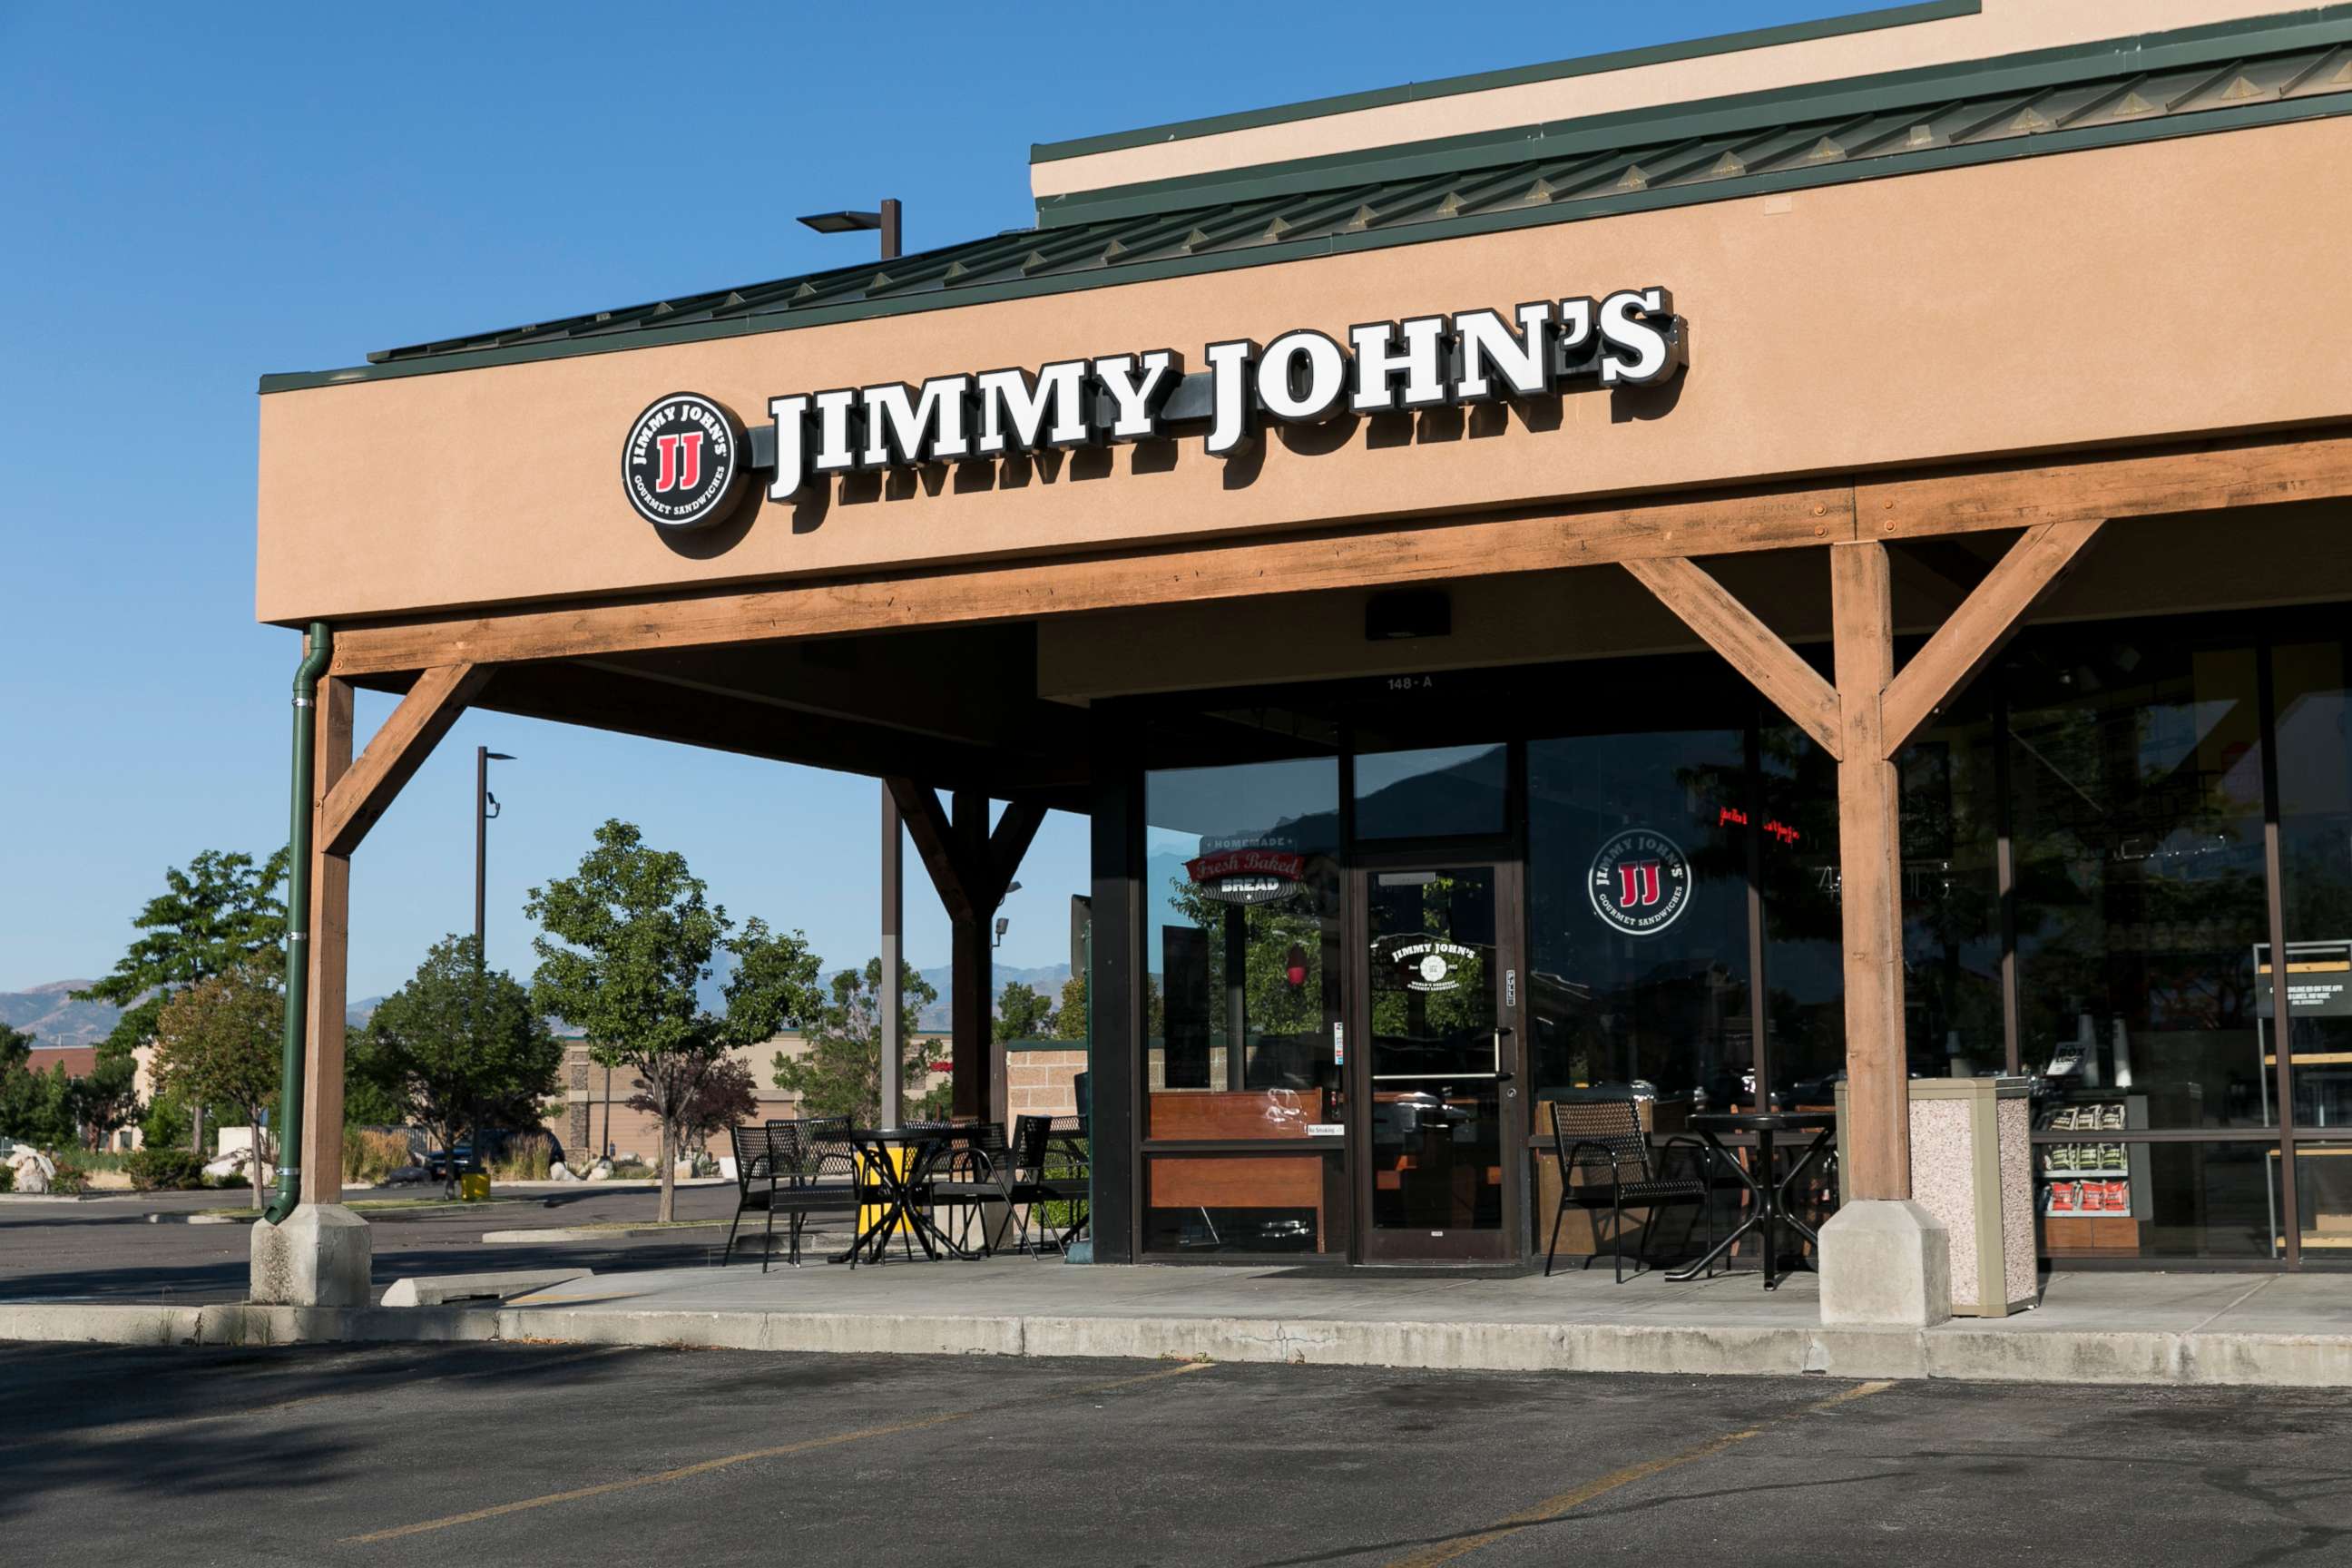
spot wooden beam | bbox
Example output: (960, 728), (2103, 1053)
(1829, 542), (1908, 1202)
(984, 799), (1049, 906)
(300, 675), (354, 1207)
(325, 484), (1857, 676)
(1620, 556), (1843, 760)
(1878, 520), (2103, 755)
(1861, 428), (2352, 539)
(319, 662), (488, 857)
(887, 777), (976, 924)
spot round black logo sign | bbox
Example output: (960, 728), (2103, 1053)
(1589, 828), (1691, 937)
(622, 393), (747, 532)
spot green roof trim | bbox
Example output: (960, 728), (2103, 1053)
(1036, 5), (2352, 221)
(258, 13), (2352, 396)
(1028, 3), (1982, 165)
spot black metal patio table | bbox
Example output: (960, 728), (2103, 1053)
(836, 1125), (962, 1266)
(1666, 1111), (1838, 1289)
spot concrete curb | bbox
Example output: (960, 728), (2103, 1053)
(6, 1300), (2352, 1387)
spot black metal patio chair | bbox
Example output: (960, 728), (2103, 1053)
(1011, 1113), (1090, 1255)
(925, 1122), (1014, 1257)
(720, 1119), (862, 1270)
(1544, 1097), (1714, 1283)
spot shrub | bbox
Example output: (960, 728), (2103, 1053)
(489, 1132), (554, 1181)
(124, 1147), (208, 1191)
(0, 1164), (13, 1193)
(48, 1161), (89, 1195)
(343, 1128), (414, 1186)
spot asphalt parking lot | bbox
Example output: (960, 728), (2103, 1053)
(5, 1342), (2349, 1566)
(0, 1184), (753, 1303)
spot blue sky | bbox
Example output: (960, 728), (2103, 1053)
(0, 0), (1857, 999)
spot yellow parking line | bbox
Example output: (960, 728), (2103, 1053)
(1383, 1379), (1896, 1567)
(343, 1359), (1212, 1544)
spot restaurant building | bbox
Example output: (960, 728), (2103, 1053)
(251, 1), (2352, 1318)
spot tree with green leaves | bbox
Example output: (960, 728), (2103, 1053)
(355, 935), (564, 1198)
(0, 1024), (79, 1148)
(151, 964), (282, 1208)
(74, 848), (289, 1151)
(774, 959), (945, 1126)
(995, 980), (1057, 1044)
(1052, 973), (1090, 1041)
(528, 820), (823, 1221)
(629, 1054), (758, 1161)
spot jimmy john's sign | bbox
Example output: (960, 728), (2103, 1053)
(621, 289), (1682, 531)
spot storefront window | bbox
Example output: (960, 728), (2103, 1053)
(2275, 1141), (2352, 1265)
(2037, 1135), (2272, 1260)
(2008, 636), (2269, 1129)
(1896, 698), (2005, 1078)
(1143, 758), (1341, 1141)
(1527, 730), (1750, 1112)
(1142, 1153), (1346, 1254)
(1353, 743), (1508, 839)
(2270, 638), (2352, 1129)
(1759, 724), (1844, 1105)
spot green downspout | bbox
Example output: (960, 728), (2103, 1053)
(263, 622), (332, 1226)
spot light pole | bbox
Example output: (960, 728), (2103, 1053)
(471, 746), (514, 1187)
(800, 200), (905, 1122)
(474, 748), (515, 959)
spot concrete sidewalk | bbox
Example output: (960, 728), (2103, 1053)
(5, 1253), (2349, 1387)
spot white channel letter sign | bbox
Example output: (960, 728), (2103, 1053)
(760, 288), (1682, 500)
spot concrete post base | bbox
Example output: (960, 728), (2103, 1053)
(1818, 1199), (1951, 1328)
(250, 1203), (372, 1308)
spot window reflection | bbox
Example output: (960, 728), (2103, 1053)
(1527, 730), (1751, 1114)
(2272, 640), (2352, 1131)
(1144, 758), (1341, 1140)
(2008, 639), (2269, 1129)
(1353, 743), (1508, 839)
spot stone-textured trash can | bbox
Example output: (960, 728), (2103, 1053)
(1838, 1076), (2037, 1318)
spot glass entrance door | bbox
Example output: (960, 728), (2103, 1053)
(1351, 864), (1524, 1263)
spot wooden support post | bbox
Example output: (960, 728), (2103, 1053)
(951, 790), (991, 1122)
(300, 677), (354, 1206)
(1831, 542), (1909, 1201)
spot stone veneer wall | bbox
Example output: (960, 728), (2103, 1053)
(1006, 1047), (1088, 1121)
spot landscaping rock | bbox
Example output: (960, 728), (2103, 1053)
(583, 1158), (613, 1181)
(8, 1147), (55, 1194)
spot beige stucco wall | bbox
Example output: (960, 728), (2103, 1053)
(257, 115), (2352, 626)
(1033, 1), (2306, 197)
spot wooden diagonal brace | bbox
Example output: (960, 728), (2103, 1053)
(887, 776), (977, 925)
(984, 799), (1048, 907)
(320, 662), (489, 857)
(1620, 556), (1843, 760)
(1877, 519), (2102, 757)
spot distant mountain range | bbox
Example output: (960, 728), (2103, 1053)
(6, 964), (1077, 1048)
(911, 962), (1071, 1031)
(5, 963), (1073, 1047)
(0, 981), (122, 1048)
(4, 980), (384, 1048)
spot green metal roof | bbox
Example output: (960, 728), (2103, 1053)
(1028, 2), (1982, 165)
(262, 9), (2352, 394)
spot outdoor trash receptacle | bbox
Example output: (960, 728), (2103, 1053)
(1838, 1076), (2036, 1318)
